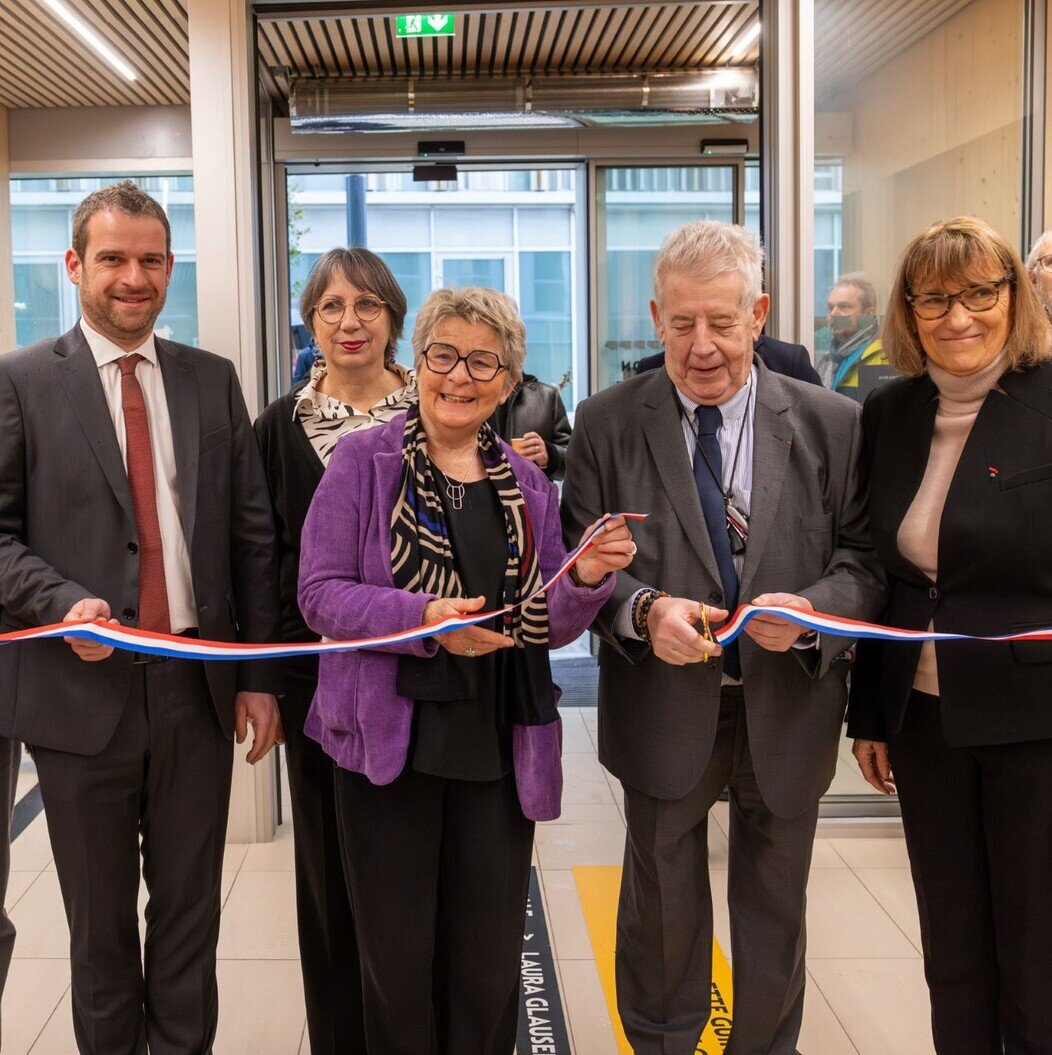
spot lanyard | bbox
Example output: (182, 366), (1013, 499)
(678, 389), (752, 554)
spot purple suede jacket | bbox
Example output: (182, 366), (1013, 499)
(298, 413), (615, 821)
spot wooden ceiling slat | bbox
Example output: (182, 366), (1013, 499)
(551, 8), (584, 73)
(302, 20), (336, 75)
(641, 3), (696, 70)
(125, 1), (190, 85)
(663, 4), (724, 68)
(331, 19), (358, 76)
(497, 10), (519, 78)
(102, 0), (187, 97)
(582, 8), (624, 71)
(563, 7), (600, 73)
(3, 2), (146, 107)
(516, 10), (538, 76)
(707, 5), (756, 66)
(0, 45), (67, 108)
(627, 4), (682, 70)
(349, 18), (374, 77)
(533, 8), (560, 75)
(61, 0), (173, 104)
(603, 4), (654, 69)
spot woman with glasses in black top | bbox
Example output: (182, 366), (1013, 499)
(254, 247), (417, 1055)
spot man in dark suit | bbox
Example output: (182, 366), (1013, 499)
(0, 181), (281, 1054)
(563, 220), (884, 1054)
(635, 331), (822, 385)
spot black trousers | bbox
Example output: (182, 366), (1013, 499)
(617, 687), (818, 1055)
(889, 692), (1052, 1055)
(334, 765), (534, 1055)
(32, 660), (232, 1055)
(279, 686), (365, 1055)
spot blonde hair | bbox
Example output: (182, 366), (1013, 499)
(883, 216), (1052, 377)
(654, 220), (764, 308)
(412, 286), (526, 384)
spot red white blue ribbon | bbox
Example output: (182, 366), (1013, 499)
(7, 518), (1050, 660)
(715, 605), (1052, 646)
(2, 513), (648, 662)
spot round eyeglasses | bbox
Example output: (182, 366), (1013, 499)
(423, 343), (507, 382)
(906, 277), (1010, 321)
(315, 295), (387, 325)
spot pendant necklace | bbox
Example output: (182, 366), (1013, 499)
(431, 443), (479, 511)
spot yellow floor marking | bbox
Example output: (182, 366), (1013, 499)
(573, 866), (733, 1054)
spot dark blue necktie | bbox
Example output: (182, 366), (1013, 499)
(693, 405), (741, 678)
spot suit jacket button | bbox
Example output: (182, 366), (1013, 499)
(127, 541), (138, 554)
(929, 586), (938, 600)
(709, 589), (723, 603)
(123, 607), (136, 620)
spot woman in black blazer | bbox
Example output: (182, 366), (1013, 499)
(254, 247), (417, 1055)
(848, 217), (1052, 1055)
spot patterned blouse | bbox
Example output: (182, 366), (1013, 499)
(293, 361), (417, 465)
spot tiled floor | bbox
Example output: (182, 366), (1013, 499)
(3, 708), (933, 1054)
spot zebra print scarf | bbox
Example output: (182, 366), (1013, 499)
(390, 404), (557, 726)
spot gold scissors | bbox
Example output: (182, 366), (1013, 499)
(698, 602), (718, 666)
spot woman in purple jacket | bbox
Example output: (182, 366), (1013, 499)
(299, 286), (634, 1054)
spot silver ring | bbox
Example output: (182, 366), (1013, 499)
(465, 647), (477, 657)
(630, 543), (638, 555)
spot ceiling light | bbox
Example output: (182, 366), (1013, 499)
(40, 0), (137, 81)
(731, 20), (761, 59)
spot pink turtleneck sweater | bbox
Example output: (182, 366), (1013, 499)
(896, 353), (1007, 695)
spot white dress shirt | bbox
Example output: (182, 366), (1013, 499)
(80, 319), (197, 633)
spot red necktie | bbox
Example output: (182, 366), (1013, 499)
(117, 354), (171, 634)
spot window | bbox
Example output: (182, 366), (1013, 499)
(287, 169), (580, 394)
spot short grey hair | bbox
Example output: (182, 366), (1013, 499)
(653, 220), (764, 308)
(1026, 230), (1052, 273)
(832, 272), (878, 311)
(412, 286), (526, 384)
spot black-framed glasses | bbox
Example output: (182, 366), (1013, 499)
(906, 277), (1011, 320)
(423, 343), (507, 382)
(315, 294), (387, 325)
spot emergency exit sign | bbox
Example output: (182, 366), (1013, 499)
(395, 13), (455, 37)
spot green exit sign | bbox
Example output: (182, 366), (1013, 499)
(395, 13), (455, 37)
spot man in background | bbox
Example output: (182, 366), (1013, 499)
(816, 272), (891, 399)
(1027, 229), (1052, 318)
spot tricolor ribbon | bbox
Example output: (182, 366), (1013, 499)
(6, 518), (1051, 660)
(714, 605), (1052, 646)
(3, 513), (648, 661)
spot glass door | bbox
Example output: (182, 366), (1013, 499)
(282, 166), (584, 392)
(593, 163), (741, 392)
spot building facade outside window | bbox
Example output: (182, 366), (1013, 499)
(287, 169), (579, 403)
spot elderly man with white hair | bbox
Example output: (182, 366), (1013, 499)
(1026, 229), (1052, 318)
(562, 220), (885, 1054)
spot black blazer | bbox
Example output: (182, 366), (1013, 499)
(0, 325), (281, 753)
(635, 334), (822, 386)
(847, 362), (1052, 747)
(489, 374), (572, 480)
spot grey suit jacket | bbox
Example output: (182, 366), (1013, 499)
(0, 325), (280, 754)
(562, 359), (885, 817)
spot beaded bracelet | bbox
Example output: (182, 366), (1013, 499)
(634, 589), (670, 642)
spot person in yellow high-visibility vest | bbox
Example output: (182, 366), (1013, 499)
(816, 273), (891, 400)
